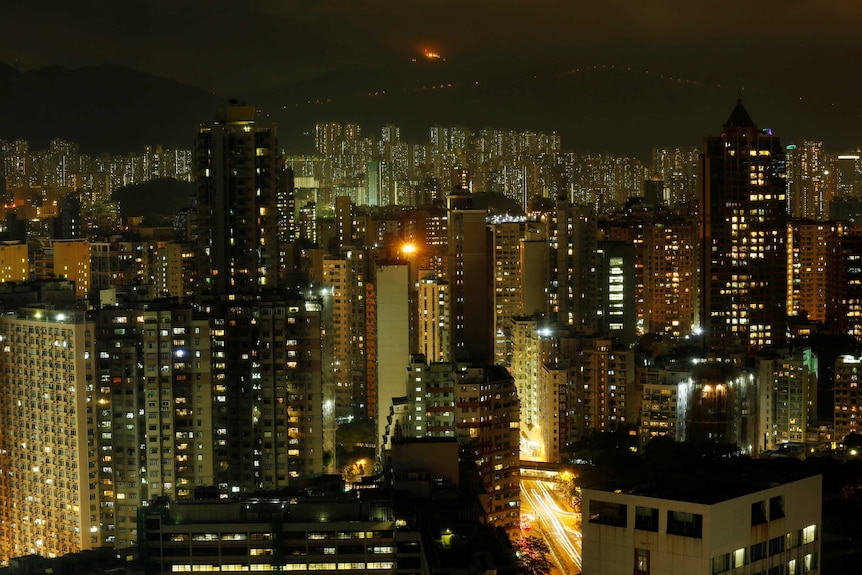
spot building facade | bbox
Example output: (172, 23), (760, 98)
(94, 301), (214, 548)
(193, 104), (280, 296)
(0, 308), (99, 560)
(142, 495), (427, 575)
(582, 473), (822, 575)
(700, 100), (788, 351)
(834, 354), (862, 439)
(210, 291), (326, 493)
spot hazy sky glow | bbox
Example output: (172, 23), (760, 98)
(2, 1), (861, 154)
(2, 1), (860, 92)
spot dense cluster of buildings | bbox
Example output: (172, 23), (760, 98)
(0, 99), (856, 574)
(0, 139), (192, 235)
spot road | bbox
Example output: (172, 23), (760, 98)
(520, 479), (582, 574)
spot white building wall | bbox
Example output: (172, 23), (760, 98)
(376, 264), (410, 450)
(582, 474), (822, 575)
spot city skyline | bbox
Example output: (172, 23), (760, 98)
(0, 89), (859, 573)
(1, 5), (861, 571)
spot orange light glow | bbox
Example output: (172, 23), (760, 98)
(402, 243), (417, 255)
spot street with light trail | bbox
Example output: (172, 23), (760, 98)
(519, 478), (582, 574)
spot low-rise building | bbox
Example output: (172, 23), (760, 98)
(582, 468), (821, 575)
(142, 493), (426, 575)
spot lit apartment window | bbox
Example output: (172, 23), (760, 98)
(634, 549), (650, 575)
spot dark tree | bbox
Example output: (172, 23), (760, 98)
(335, 417), (376, 468)
(517, 536), (552, 575)
(336, 417), (376, 454)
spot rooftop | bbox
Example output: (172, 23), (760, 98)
(587, 458), (819, 505)
(723, 98), (756, 129)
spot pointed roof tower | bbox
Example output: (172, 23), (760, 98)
(723, 98), (756, 129)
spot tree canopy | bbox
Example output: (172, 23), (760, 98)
(517, 536), (552, 575)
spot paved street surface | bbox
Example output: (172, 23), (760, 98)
(519, 479), (582, 574)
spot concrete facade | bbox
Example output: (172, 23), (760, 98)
(583, 474), (822, 575)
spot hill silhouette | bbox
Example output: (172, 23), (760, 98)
(112, 178), (193, 226)
(1, 61), (860, 159)
(0, 63), (219, 153)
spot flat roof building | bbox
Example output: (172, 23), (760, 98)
(582, 467), (821, 575)
(141, 493), (426, 575)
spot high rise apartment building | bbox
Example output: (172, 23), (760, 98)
(334, 196), (359, 249)
(0, 308), (99, 560)
(638, 366), (690, 446)
(277, 165), (297, 251)
(596, 241), (637, 344)
(755, 348), (817, 451)
(786, 140), (828, 220)
(405, 355), (458, 438)
(683, 362), (759, 447)
(210, 292), (326, 492)
(33, 239), (91, 297)
(830, 152), (861, 201)
(375, 263), (411, 450)
(314, 122), (343, 157)
(149, 241), (196, 298)
(507, 316), (540, 429)
(490, 221), (525, 365)
(537, 362), (574, 464)
(193, 104), (280, 296)
(834, 354), (862, 439)
(700, 101), (788, 351)
(94, 302), (213, 548)
(319, 251), (369, 420)
(455, 365), (520, 528)
(547, 197), (598, 328)
(298, 201), (317, 244)
(0, 139), (30, 192)
(446, 188), (492, 365)
(379, 126), (410, 207)
(836, 223), (862, 340)
(400, 207), (443, 248)
(416, 271), (448, 363)
(571, 338), (634, 441)
(380, 358), (519, 528)
(84, 237), (194, 299)
(89, 240), (144, 290)
(520, 225), (548, 317)
(641, 215), (697, 338)
(786, 221), (838, 325)
(651, 146), (700, 209)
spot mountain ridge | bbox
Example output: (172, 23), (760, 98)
(1, 62), (859, 159)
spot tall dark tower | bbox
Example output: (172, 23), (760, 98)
(194, 103), (280, 296)
(700, 100), (787, 351)
(447, 186), (493, 365)
(547, 192), (598, 329)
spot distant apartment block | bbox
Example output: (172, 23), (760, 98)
(0, 242), (28, 283)
(834, 354), (862, 439)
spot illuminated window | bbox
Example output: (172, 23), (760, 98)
(634, 549), (649, 574)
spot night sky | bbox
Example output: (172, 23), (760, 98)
(2, 1), (861, 155)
